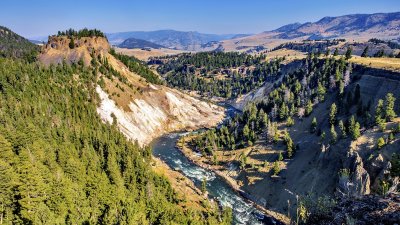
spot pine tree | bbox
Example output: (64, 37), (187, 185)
(267, 122), (276, 143)
(338, 120), (347, 138)
(272, 161), (280, 176)
(375, 99), (385, 123)
(278, 152), (283, 161)
(361, 46), (369, 57)
(349, 115), (356, 136)
(317, 82), (326, 102)
(352, 122), (361, 140)
(0, 159), (16, 224)
(279, 102), (289, 120)
(285, 134), (294, 158)
(321, 131), (326, 142)
(243, 124), (250, 141)
(345, 47), (352, 60)
(329, 103), (337, 125)
(69, 38), (75, 49)
(0, 135), (14, 162)
(286, 116), (294, 127)
(376, 116), (386, 132)
(330, 125), (337, 144)
(240, 154), (247, 170)
(377, 137), (385, 149)
(311, 117), (318, 133)
(333, 48), (339, 56)
(306, 100), (313, 116)
(385, 93), (396, 122)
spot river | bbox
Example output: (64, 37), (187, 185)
(152, 132), (271, 224)
(151, 104), (283, 224)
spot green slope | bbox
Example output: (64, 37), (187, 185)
(0, 58), (231, 224)
(0, 26), (39, 62)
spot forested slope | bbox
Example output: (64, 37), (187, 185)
(0, 26), (39, 62)
(155, 52), (283, 98)
(0, 51), (230, 224)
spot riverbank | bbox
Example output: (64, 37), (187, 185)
(176, 136), (290, 224)
(151, 156), (215, 211)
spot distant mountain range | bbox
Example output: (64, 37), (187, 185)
(118, 37), (165, 49)
(272, 12), (400, 40)
(27, 12), (400, 53)
(220, 12), (400, 51)
(106, 30), (250, 51)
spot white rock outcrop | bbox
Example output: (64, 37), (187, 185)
(96, 86), (225, 146)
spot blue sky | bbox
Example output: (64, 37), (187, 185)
(1, 0), (399, 38)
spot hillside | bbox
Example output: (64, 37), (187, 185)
(0, 26), (39, 61)
(0, 28), (232, 224)
(39, 32), (225, 146)
(118, 37), (165, 49)
(106, 29), (249, 51)
(220, 12), (400, 52)
(176, 54), (400, 222)
(155, 51), (284, 99)
(0, 58), (233, 225)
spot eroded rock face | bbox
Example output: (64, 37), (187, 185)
(339, 151), (370, 196)
(369, 154), (385, 178)
(96, 86), (225, 146)
(39, 36), (110, 66)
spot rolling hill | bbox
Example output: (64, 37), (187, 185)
(118, 37), (165, 49)
(220, 12), (400, 51)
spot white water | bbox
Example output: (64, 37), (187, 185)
(151, 134), (279, 225)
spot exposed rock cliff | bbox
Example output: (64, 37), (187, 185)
(39, 36), (110, 66)
(96, 85), (224, 145)
(338, 151), (371, 196)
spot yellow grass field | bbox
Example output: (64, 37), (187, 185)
(349, 56), (400, 72)
(265, 49), (306, 63)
